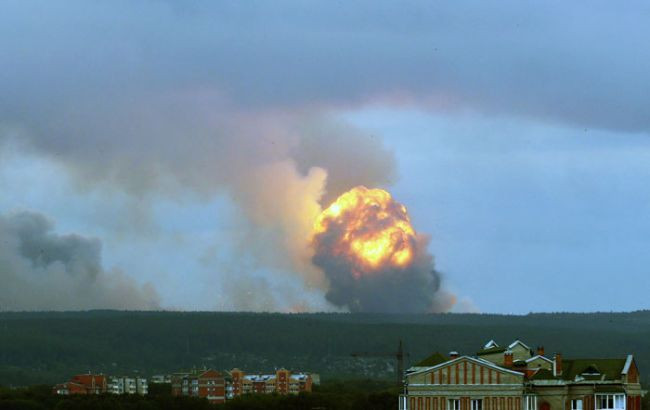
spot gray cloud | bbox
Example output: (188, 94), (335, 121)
(0, 211), (159, 310)
(2, 0), (648, 135)
(6, 0), (639, 312)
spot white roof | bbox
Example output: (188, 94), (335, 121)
(622, 354), (634, 374)
(508, 340), (531, 350)
(525, 355), (553, 364)
(484, 340), (499, 349)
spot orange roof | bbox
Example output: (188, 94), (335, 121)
(199, 369), (223, 379)
(71, 374), (105, 387)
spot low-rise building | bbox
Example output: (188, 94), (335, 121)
(400, 340), (644, 410)
(171, 368), (225, 404)
(53, 373), (107, 395)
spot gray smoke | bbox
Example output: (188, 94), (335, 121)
(0, 211), (159, 311)
(314, 235), (442, 313)
(311, 190), (445, 313)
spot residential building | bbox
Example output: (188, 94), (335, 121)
(400, 339), (644, 410)
(151, 374), (172, 384)
(227, 368), (313, 399)
(108, 376), (148, 395)
(53, 373), (108, 395)
(171, 368), (226, 404)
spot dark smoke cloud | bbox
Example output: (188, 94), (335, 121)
(0, 211), (159, 311)
(310, 188), (445, 313)
(313, 232), (441, 313)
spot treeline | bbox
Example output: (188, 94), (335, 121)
(0, 380), (398, 410)
(2, 311), (650, 385)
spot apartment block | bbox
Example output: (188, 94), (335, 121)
(108, 376), (148, 395)
(227, 368), (313, 399)
(171, 368), (226, 404)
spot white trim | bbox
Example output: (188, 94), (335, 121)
(407, 355), (526, 377)
(595, 393), (626, 410)
(526, 355), (553, 364)
(484, 340), (499, 349)
(622, 355), (633, 375)
(508, 340), (531, 351)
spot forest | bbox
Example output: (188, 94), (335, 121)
(1, 310), (650, 387)
(0, 380), (399, 410)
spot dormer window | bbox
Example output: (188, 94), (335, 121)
(581, 365), (601, 376)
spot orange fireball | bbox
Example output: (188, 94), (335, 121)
(313, 186), (416, 273)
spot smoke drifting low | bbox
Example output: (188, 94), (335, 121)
(0, 211), (159, 310)
(311, 187), (443, 313)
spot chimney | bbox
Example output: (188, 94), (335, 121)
(537, 346), (545, 356)
(554, 353), (563, 376)
(449, 351), (459, 359)
(504, 351), (514, 367)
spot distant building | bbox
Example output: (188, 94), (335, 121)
(108, 376), (148, 395)
(53, 373), (107, 395)
(151, 374), (172, 384)
(171, 368), (226, 404)
(227, 368), (313, 399)
(400, 339), (644, 410)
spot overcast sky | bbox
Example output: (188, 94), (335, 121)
(1, 0), (649, 313)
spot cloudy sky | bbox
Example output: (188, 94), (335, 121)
(1, 0), (649, 313)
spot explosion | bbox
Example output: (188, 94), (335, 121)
(313, 187), (416, 276)
(312, 186), (442, 313)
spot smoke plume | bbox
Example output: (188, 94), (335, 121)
(311, 187), (442, 312)
(0, 1), (463, 312)
(0, 211), (159, 310)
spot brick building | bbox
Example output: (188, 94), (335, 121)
(53, 373), (108, 395)
(227, 368), (313, 398)
(400, 340), (644, 410)
(171, 368), (226, 404)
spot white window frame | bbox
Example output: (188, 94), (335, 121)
(524, 395), (538, 410)
(596, 394), (626, 410)
(472, 399), (483, 410)
(449, 399), (461, 410)
(572, 399), (584, 410)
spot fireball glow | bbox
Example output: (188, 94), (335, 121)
(313, 186), (416, 274)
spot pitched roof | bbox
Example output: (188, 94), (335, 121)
(409, 355), (526, 377)
(484, 340), (499, 349)
(508, 340), (531, 351)
(415, 352), (449, 367)
(526, 355), (553, 364)
(71, 374), (105, 387)
(477, 346), (507, 355)
(530, 368), (557, 380)
(562, 358), (627, 381)
(622, 355), (634, 374)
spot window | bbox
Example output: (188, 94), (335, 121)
(572, 400), (584, 410)
(449, 399), (461, 410)
(596, 394), (625, 410)
(472, 399), (483, 410)
(524, 396), (538, 410)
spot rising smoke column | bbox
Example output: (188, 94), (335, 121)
(311, 186), (441, 313)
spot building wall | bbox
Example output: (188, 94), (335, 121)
(509, 344), (531, 362)
(526, 357), (552, 371)
(407, 358), (524, 386)
(402, 356), (643, 410)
